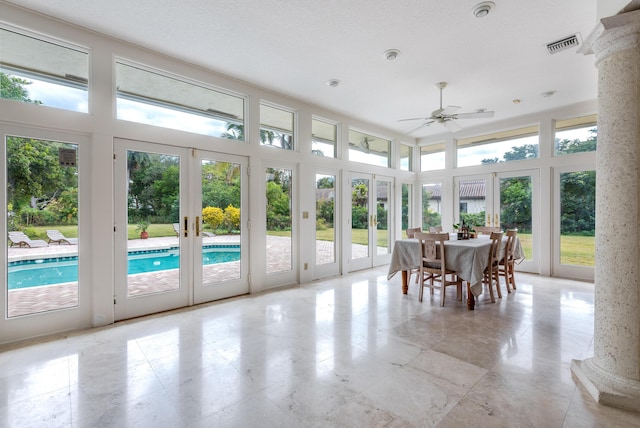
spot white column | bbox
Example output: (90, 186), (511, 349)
(571, 6), (640, 412)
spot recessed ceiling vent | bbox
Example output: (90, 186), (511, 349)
(546, 34), (581, 54)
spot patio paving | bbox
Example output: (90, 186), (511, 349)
(7, 235), (369, 318)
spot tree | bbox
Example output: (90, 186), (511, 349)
(220, 123), (244, 140)
(223, 205), (241, 232)
(1, 72), (41, 104)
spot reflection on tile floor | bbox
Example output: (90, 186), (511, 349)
(1, 267), (639, 427)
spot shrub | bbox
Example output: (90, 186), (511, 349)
(202, 206), (224, 231)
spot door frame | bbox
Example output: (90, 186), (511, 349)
(114, 139), (191, 320)
(1, 124), (91, 344)
(193, 150), (249, 303)
(348, 172), (393, 272)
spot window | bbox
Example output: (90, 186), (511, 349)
(348, 129), (390, 168)
(560, 170), (595, 266)
(555, 114), (597, 156)
(315, 174), (336, 265)
(420, 143), (445, 171)
(457, 125), (539, 167)
(401, 183), (413, 236)
(312, 118), (337, 157)
(116, 61), (245, 139)
(0, 26), (88, 113)
(400, 144), (413, 171)
(6, 136), (79, 317)
(260, 103), (294, 150)
(422, 182), (442, 230)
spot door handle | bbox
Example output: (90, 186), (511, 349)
(183, 216), (188, 237)
(196, 216), (200, 237)
(487, 214), (491, 226)
(494, 213), (499, 227)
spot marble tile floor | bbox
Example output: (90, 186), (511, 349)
(1, 267), (639, 427)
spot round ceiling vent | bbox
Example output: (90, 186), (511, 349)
(473, 2), (495, 18)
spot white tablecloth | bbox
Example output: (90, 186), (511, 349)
(387, 235), (524, 297)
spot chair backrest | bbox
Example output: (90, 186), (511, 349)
(475, 226), (502, 235)
(488, 231), (504, 267)
(504, 228), (517, 260)
(429, 226), (443, 233)
(415, 232), (449, 271)
(47, 230), (64, 240)
(406, 227), (421, 238)
(8, 231), (29, 242)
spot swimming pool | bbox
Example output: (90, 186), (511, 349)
(8, 245), (240, 290)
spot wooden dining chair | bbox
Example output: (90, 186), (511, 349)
(483, 231), (504, 303)
(499, 228), (518, 292)
(474, 226), (502, 235)
(415, 232), (462, 305)
(405, 227), (422, 283)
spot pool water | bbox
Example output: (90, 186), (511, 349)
(8, 245), (240, 290)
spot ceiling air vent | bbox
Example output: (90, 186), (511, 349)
(546, 34), (580, 54)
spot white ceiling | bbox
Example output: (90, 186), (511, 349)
(5, 0), (604, 139)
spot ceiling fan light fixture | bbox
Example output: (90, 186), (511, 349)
(473, 1), (495, 18)
(383, 49), (400, 61)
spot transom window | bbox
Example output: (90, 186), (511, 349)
(312, 118), (337, 157)
(0, 26), (88, 113)
(420, 142), (446, 171)
(400, 144), (413, 171)
(260, 103), (295, 150)
(116, 60), (245, 140)
(348, 129), (390, 168)
(457, 125), (539, 167)
(554, 114), (597, 156)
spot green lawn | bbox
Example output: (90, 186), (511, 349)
(17, 225), (595, 267)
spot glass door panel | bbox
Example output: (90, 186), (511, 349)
(114, 140), (189, 320)
(6, 136), (79, 318)
(266, 167), (293, 274)
(375, 179), (391, 257)
(194, 152), (248, 303)
(553, 168), (595, 280)
(315, 173), (336, 266)
(351, 176), (370, 266)
(456, 177), (491, 229)
(494, 170), (538, 273)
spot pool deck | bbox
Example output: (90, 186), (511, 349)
(6, 235), (359, 318)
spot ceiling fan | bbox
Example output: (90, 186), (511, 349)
(398, 82), (494, 133)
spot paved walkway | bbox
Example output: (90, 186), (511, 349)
(7, 235), (370, 318)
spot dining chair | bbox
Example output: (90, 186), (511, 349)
(428, 226), (443, 233)
(415, 232), (462, 305)
(474, 226), (502, 235)
(405, 227), (422, 283)
(483, 231), (504, 303)
(499, 228), (518, 292)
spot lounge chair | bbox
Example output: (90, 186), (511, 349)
(46, 230), (78, 245)
(173, 223), (180, 236)
(8, 231), (49, 248)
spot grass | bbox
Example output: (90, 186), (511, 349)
(17, 225), (595, 267)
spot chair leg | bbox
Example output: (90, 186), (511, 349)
(494, 269), (502, 299)
(487, 274), (495, 303)
(418, 273), (424, 302)
(509, 261), (517, 290)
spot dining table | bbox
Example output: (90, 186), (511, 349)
(387, 234), (524, 310)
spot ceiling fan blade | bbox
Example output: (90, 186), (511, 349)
(455, 110), (495, 119)
(398, 117), (429, 122)
(444, 120), (463, 133)
(440, 105), (461, 116)
(408, 120), (434, 134)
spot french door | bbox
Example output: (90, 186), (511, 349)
(455, 170), (538, 273)
(114, 139), (248, 320)
(349, 173), (393, 271)
(552, 166), (595, 280)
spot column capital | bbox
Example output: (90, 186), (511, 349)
(580, 8), (640, 63)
